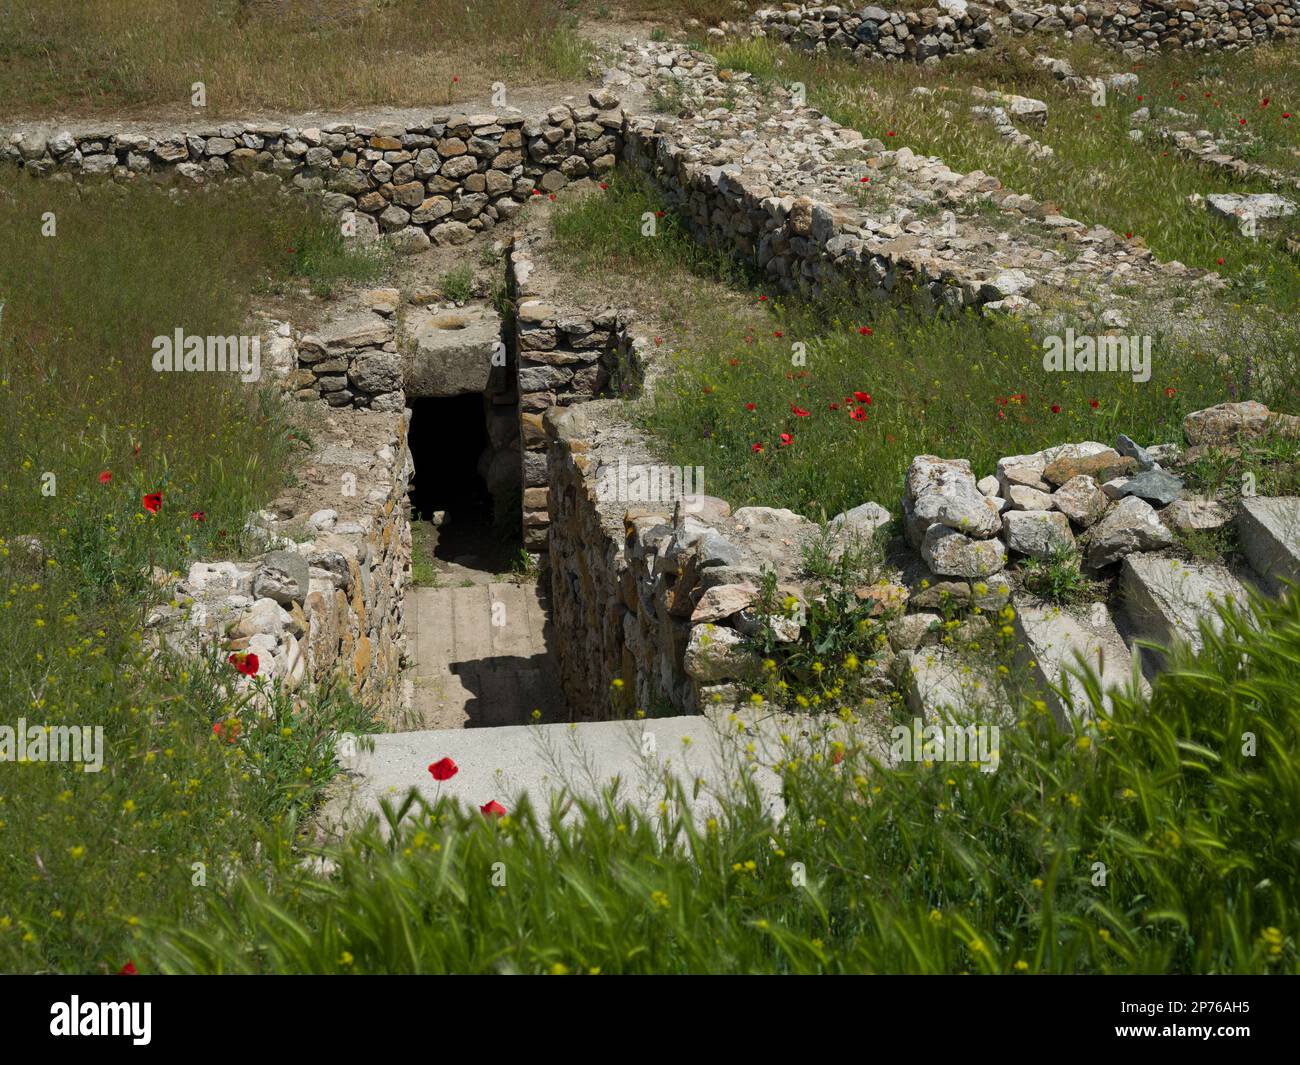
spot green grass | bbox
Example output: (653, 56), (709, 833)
(710, 37), (1300, 311)
(0, 0), (590, 118)
(558, 172), (1300, 520)
(143, 589), (1300, 974)
(0, 173), (382, 972)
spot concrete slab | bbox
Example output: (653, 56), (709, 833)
(1238, 496), (1300, 596)
(1012, 596), (1147, 724)
(319, 710), (890, 836)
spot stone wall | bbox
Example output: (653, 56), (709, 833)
(544, 383), (1298, 723)
(750, 3), (1298, 60)
(147, 320), (414, 711)
(2, 103), (624, 251)
(754, 3), (995, 63)
(992, 0), (1300, 55)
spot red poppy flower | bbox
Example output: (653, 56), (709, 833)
(751, 442), (764, 453)
(1216, 258), (1225, 266)
(117, 961), (138, 975)
(778, 433), (793, 447)
(758, 295), (768, 302)
(728, 358), (739, 367)
(790, 404), (810, 417)
(531, 188), (541, 196)
(142, 492), (162, 513)
(133, 444), (141, 456)
(853, 391), (872, 405)
(428, 757), (459, 782)
(1050, 404), (1062, 414)
(996, 409), (1006, 420)
(850, 408), (868, 422)
(654, 210), (664, 218)
(213, 720), (241, 743)
(702, 386), (714, 395)
(1125, 232), (1132, 239)
(1239, 118), (1246, 125)
(98, 470), (112, 484)
(1261, 99), (1269, 108)
(773, 330), (784, 338)
(887, 130), (896, 137)
(859, 176), (870, 183)
(831, 748), (844, 765)
(191, 511), (205, 522)
(480, 800), (507, 817)
(228, 651), (259, 677)
(452, 76), (459, 83)
(828, 402), (839, 411)
(745, 402), (756, 411)
(599, 182), (609, 190)
(858, 326), (872, 336)
(1089, 398), (1099, 409)
(1165, 387), (1177, 398)
(1285, 113), (1292, 119)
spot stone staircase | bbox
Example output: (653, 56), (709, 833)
(330, 496), (1297, 832)
(404, 581), (565, 730)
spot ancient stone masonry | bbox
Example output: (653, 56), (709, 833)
(988, 0), (1300, 55)
(545, 381), (1299, 724)
(507, 233), (649, 550)
(2, 103), (624, 250)
(749, 2), (1299, 60)
(613, 40), (1202, 319)
(146, 319), (414, 711)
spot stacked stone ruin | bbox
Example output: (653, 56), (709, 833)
(7, 23), (1298, 728)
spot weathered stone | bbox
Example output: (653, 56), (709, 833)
(1003, 510), (1074, 559)
(1085, 496), (1174, 567)
(1051, 475), (1108, 529)
(921, 525), (1007, 578)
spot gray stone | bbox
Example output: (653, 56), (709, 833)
(1012, 597), (1146, 723)
(402, 306), (501, 398)
(348, 353), (402, 394)
(1237, 496), (1300, 595)
(1114, 468), (1184, 507)
(1121, 554), (1252, 662)
(1085, 496), (1174, 567)
(252, 550), (311, 607)
(1003, 510), (1074, 559)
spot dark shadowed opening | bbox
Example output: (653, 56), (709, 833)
(408, 394), (516, 573)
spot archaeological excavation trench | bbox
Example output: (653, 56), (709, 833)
(7, 16), (1299, 828)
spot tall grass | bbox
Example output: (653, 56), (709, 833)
(145, 591), (1300, 974)
(0, 173), (380, 972)
(0, 0), (591, 118)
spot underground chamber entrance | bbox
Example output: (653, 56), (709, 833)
(407, 394), (519, 577)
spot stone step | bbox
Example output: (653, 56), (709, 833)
(1120, 554), (1253, 671)
(898, 647), (1009, 725)
(1011, 596), (1147, 724)
(1237, 496), (1300, 597)
(319, 709), (901, 835)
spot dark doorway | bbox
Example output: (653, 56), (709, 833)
(408, 395), (514, 574)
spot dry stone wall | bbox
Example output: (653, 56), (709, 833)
(749, 3), (1299, 59)
(2, 104), (624, 250)
(507, 232), (649, 550)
